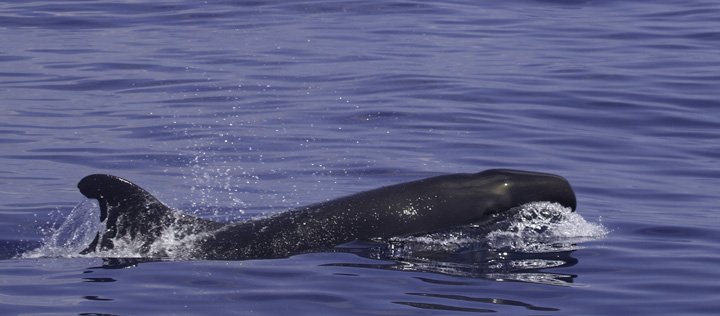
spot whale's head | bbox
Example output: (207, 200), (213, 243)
(468, 169), (577, 216)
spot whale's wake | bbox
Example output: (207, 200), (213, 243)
(21, 170), (604, 285)
(23, 199), (607, 285)
(25, 201), (606, 260)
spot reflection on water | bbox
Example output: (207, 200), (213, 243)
(13, 197), (597, 313)
(398, 292), (560, 313)
(328, 248), (579, 286)
(82, 251), (574, 313)
(26, 201), (598, 292)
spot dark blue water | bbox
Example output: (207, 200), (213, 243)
(2, 0), (719, 315)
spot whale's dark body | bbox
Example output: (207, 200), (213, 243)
(77, 169), (576, 260)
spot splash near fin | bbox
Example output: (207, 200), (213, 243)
(77, 174), (222, 256)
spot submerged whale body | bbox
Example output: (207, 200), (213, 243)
(77, 169), (576, 260)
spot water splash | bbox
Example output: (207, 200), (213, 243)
(24, 199), (213, 259)
(23, 199), (103, 258)
(485, 201), (608, 252)
(386, 201), (607, 257)
(363, 202), (607, 285)
(24, 199), (606, 262)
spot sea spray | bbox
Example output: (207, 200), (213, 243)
(23, 199), (102, 258)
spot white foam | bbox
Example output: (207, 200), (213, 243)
(23, 199), (205, 259)
(485, 201), (608, 252)
(388, 201), (607, 255)
(24, 199), (607, 259)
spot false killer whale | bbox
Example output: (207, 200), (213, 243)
(76, 169), (576, 260)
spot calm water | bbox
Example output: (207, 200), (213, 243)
(2, 0), (719, 315)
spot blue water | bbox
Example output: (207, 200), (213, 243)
(2, 0), (719, 314)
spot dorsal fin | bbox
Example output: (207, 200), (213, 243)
(77, 174), (222, 255)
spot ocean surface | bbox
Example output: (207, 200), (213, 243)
(1, 0), (719, 315)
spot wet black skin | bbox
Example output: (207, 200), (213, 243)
(77, 169), (576, 260)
